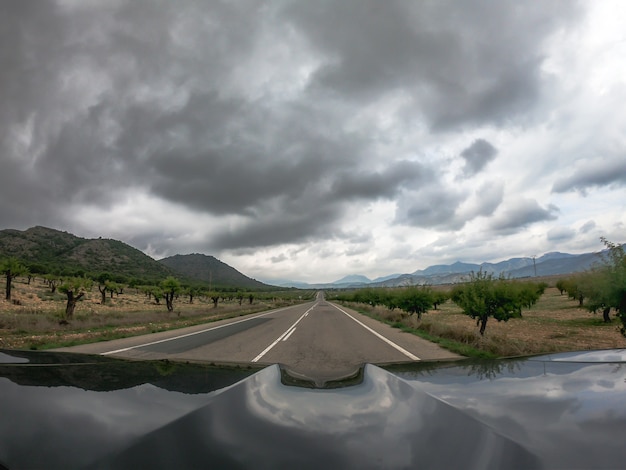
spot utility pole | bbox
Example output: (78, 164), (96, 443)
(532, 256), (537, 277)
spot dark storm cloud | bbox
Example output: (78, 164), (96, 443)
(551, 158), (626, 194)
(285, 0), (582, 130)
(0, 1), (367, 233)
(210, 204), (342, 250)
(489, 199), (559, 232)
(0, 0), (585, 254)
(328, 160), (431, 201)
(460, 139), (498, 177)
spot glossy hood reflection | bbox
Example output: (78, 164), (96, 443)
(391, 355), (626, 469)
(2, 349), (624, 469)
(89, 365), (539, 470)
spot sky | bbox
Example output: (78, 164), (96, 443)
(1, 0), (625, 284)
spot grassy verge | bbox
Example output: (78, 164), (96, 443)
(348, 305), (496, 359)
(337, 288), (625, 358)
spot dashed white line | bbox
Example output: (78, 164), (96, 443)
(100, 306), (295, 356)
(252, 303), (316, 362)
(282, 328), (296, 342)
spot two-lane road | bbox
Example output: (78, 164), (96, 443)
(58, 293), (461, 380)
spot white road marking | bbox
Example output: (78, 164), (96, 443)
(282, 328), (296, 341)
(100, 305), (296, 355)
(329, 303), (420, 361)
(252, 303), (316, 362)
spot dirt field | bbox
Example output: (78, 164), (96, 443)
(1, 277), (624, 356)
(0, 276), (302, 350)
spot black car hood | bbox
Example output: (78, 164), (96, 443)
(1, 349), (625, 469)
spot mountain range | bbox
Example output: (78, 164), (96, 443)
(266, 250), (607, 288)
(0, 226), (610, 289)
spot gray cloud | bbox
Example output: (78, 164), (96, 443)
(396, 188), (466, 230)
(285, 0), (582, 130)
(328, 160), (431, 201)
(489, 199), (559, 232)
(547, 226), (576, 242)
(579, 221), (596, 234)
(460, 139), (498, 177)
(0, 0), (620, 282)
(470, 182), (504, 218)
(396, 180), (503, 231)
(209, 204), (342, 250)
(552, 158), (626, 194)
(270, 254), (288, 263)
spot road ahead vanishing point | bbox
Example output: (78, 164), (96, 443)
(59, 293), (461, 381)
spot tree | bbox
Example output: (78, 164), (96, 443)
(396, 286), (434, 319)
(451, 271), (525, 335)
(432, 290), (449, 310)
(97, 282), (108, 304)
(59, 277), (92, 319)
(581, 272), (614, 323)
(585, 238), (626, 333)
(161, 277), (181, 312)
(562, 276), (586, 307)
(185, 286), (200, 304)
(44, 274), (59, 293)
(0, 258), (28, 301)
(207, 291), (220, 308)
(96, 273), (113, 304)
(150, 286), (163, 305)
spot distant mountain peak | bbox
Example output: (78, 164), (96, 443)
(332, 274), (371, 284)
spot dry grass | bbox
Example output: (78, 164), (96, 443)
(345, 287), (625, 357)
(0, 277), (300, 350)
(2, 278), (624, 357)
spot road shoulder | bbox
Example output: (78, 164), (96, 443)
(329, 302), (464, 361)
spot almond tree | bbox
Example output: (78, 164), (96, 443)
(161, 276), (181, 312)
(59, 277), (92, 319)
(1, 258), (27, 301)
(451, 271), (525, 335)
(586, 238), (626, 333)
(396, 286), (434, 319)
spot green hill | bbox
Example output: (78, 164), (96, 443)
(0, 226), (173, 283)
(158, 254), (271, 289)
(0, 226), (273, 289)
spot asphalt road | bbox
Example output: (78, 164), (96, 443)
(57, 293), (461, 381)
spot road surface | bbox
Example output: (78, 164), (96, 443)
(57, 293), (462, 381)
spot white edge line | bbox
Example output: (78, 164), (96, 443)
(252, 303), (316, 362)
(100, 305), (296, 355)
(330, 303), (420, 361)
